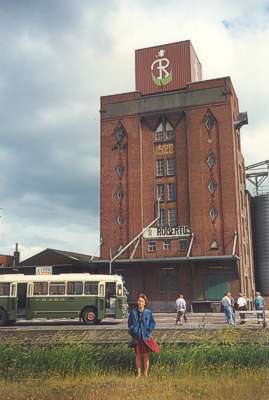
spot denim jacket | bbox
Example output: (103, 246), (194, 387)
(128, 307), (156, 340)
(255, 296), (264, 310)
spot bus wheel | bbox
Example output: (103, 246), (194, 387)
(82, 307), (97, 325)
(0, 309), (7, 326)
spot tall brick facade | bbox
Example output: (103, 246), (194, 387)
(100, 41), (255, 310)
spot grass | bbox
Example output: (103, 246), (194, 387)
(0, 333), (269, 399)
(0, 370), (268, 400)
(0, 341), (269, 378)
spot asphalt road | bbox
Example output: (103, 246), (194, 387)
(0, 312), (267, 331)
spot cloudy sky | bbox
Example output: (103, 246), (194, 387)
(0, 0), (268, 261)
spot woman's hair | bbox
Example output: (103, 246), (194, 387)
(138, 293), (149, 305)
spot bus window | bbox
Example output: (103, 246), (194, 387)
(0, 283), (10, 296)
(84, 282), (98, 295)
(49, 282), (65, 295)
(67, 282), (83, 295)
(117, 284), (123, 296)
(100, 283), (105, 297)
(34, 282), (48, 296)
(10, 283), (16, 297)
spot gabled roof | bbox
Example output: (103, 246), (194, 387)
(20, 248), (97, 266)
(47, 248), (93, 263)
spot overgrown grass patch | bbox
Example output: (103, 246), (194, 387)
(0, 370), (268, 400)
(0, 340), (269, 378)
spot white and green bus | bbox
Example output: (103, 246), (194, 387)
(0, 273), (128, 326)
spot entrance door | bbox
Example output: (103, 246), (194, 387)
(204, 274), (229, 300)
(17, 283), (28, 317)
(105, 282), (116, 313)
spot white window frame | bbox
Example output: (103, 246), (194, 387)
(167, 158), (176, 176)
(163, 240), (171, 251)
(158, 208), (166, 226)
(155, 122), (164, 142)
(157, 184), (165, 201)
(147, 241), (156, 252)
(167, 183), (176, 201)
(156, 159), (164, 177)
(168, 208), (177, 226)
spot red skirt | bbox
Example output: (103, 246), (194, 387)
(135, 338), (151, 354)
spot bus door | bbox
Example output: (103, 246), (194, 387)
(17, 282), (28, 317)
(105, 282), (116, 314)
(6, 282), (18, 322)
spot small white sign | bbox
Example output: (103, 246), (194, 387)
(143, 226), (192, 239)
(36, 266), (53, 275)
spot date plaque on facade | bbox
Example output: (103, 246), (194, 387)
(143, 225), (192, 239)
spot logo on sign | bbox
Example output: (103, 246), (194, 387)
(151, 49), (172, 86)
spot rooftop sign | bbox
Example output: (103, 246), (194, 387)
(135, 40), (202, 95)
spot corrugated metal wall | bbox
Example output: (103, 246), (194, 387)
(252, 193), (269, 295)
(135, 40), (202, 96)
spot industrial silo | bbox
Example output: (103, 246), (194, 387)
(252, 193), (269, 296)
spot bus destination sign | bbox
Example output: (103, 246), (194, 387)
(143, 225), (192, 239)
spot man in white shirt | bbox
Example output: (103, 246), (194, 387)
(221, 292), (234, 324)
(175, 294), (187, 326)
(237, 293), (247, 324)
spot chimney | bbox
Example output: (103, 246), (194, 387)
(13, 242), (20, 266)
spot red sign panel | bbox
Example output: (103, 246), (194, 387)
(135, 40), (202, 96)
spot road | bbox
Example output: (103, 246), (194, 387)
(0, 312), (267, 331)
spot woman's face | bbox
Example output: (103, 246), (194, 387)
(137, 297), (146, 309)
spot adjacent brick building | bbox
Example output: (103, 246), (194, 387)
(100, 40), (255, 311)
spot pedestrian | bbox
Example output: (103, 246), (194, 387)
(230, 294), (236, 323)
(128, 293), (158, 378)
(255, 291), (265, 324)
(175, 294), (187, 326)
(221, 292), (234, 324)
(237, 293), (247, 324)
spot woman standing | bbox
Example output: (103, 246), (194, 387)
(128, 293), (157, 378)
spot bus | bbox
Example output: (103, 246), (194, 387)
(0, 273), (128, 326)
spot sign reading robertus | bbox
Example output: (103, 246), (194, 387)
(143, 226), (192, 239)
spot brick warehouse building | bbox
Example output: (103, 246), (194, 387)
(99, 40), (255, 311)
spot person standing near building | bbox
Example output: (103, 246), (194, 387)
(175, 294), (187, 326)
(128, 293), (157, 378)
(230, 294), (236, 324)
(255, 291), (265, 324)
(237, 293), (247, 324)
(221, 292), (234, 324)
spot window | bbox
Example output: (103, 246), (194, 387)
(208, 180), (217, 194)
(167, 158), (176, 176)
(147, 241), (156, 252)
(209, 207), (218, 222)
(163, 240), (171, 251)
(179, 239), (188, 251)
(116, 191), (124, 201)
(206, 153), (216, 169)
(34, 282), (48, 296)
(49, 282), (65, 295)
(116, 165), (124, 177)
(167, 183), (176, 201)
(85, 282), (99, 295)
(156, 159), (164, 177)
(160, 268), (178, 293)
(168, 208), (177, 226)
(117, 216), (124, 225)
(157, 184), (165, 201)
(0, 283), (10, 296)
(166, 122), (174, 141)
(155, 122), (164, 142)
(67, 282), (83, 295)
(240, 190), (244, 209)
(158, 208), (166, 226)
